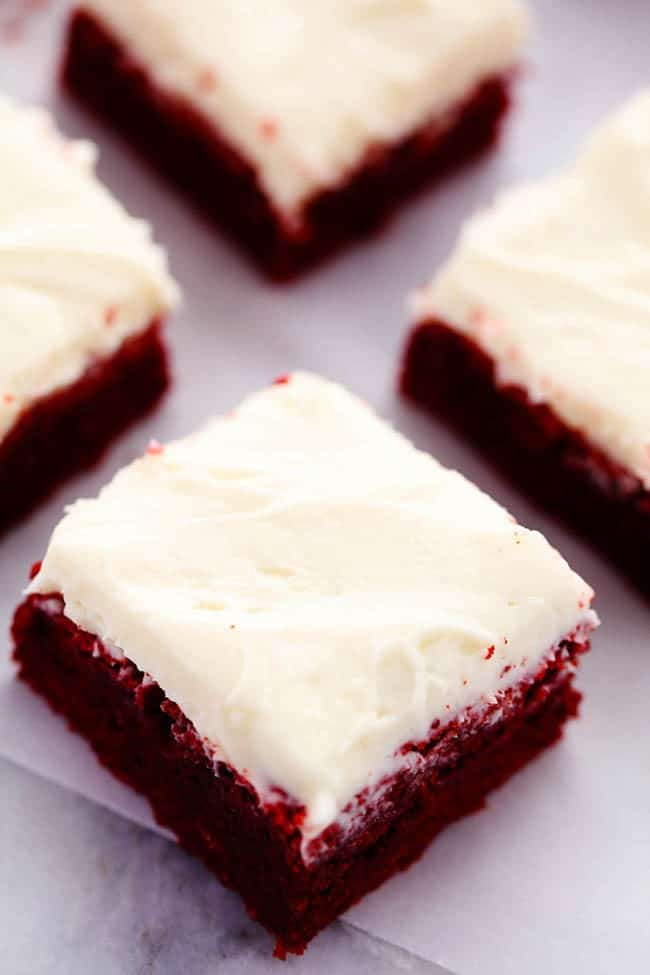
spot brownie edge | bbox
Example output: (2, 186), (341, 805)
(13, 591), (589, 955)
(401, 317), (650, 597)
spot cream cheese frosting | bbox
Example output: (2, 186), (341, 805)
(0, 95), (178, 444)
(31, 373), (596, 840)
(80, 0), (529, 220)
(414, 90), (650, 489)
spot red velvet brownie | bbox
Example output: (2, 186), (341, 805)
(0, 95), (178, 535)
(13, 374), (597, 954)
(402, 92), (650, 596)
(62, 1), (529, 280)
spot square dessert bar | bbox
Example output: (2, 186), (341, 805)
(13, 373), (597, 955)
(63, 0), (529, 279)
(402, 91), (650, 596)
(0, 95), (178, 536)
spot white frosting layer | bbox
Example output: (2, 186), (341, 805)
(0, 95), (178, 444)
(31, 373), (595, 839)
(81, 0), (529, 220)
(415, 91), (650, 488)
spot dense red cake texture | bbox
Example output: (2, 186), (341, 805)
(12, 591), (590, 956)
(401, 319), (650, 596)
(0, 322), (168, 537)
(62, 10), (513, 281)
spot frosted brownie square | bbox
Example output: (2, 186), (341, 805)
(402, 91), (650, 594)
(0, 95), (178, 534)
(13, 373), (596, 954)
(63, 0), (529, 279)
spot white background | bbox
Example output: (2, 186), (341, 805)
(1, 2), (649, 973)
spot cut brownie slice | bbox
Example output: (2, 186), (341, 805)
(13, 373), (597, 955)
(0, 95), (178, 535)
(402, 91), (650, 596)
(62, 1), (529, 279)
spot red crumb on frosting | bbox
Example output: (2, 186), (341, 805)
(147, 439), (164, 456)
(3, 393), (16, 404)
(484, 645), (495, 660)
(260, 118), (279, 140)
(469, 307), (501, 339)
(2, 19), (20, 42)
(2, 0), (49, 43)
(29, 560), (42, 580)
(198, 68), (218, 92)
(104, 305), (119, 327)
(469, 308), (486, 326)
(273, 374), (291, 386)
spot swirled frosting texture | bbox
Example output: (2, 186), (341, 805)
(0, 95), (178, 444)
(415, 91), (650, 488)
(81, 0), (529, 217)
(32, 374), (595, 838)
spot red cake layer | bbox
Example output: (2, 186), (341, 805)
(12, 591), (589, 956)
(401, 318), (650, 595)
(62, 10), (513, 281)
(0, 322), (169, 537)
